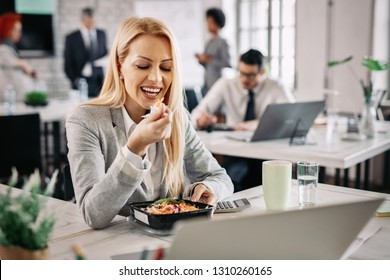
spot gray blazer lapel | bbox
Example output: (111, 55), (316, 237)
(110, 107), (127, 147)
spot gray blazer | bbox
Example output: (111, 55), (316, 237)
(66, 105), (233, 229)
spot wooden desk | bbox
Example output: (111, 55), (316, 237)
(198, 121), (390, 189)
(1, 183), (388, 260)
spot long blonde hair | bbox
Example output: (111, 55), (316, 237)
(86, 17), (185, 197)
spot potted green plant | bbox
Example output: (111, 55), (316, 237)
(0, 168), (58, 260)
(24, 91), (48, 106)
(328, 56), (388, 138)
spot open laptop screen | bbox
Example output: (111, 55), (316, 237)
(227, 100), (325, 142)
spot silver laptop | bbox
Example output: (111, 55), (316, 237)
(112, 198), (383, 260)
(227, 100), (325, 142)
(166, 198), (383, 260)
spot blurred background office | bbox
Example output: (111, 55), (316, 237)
(0, 0), (389, 196)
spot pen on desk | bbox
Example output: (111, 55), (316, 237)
(72, 244), (86, 260)
(153, 247), (165, 260)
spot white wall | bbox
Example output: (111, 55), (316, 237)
(372, 0), (389, 95)
(295, 0), (379, 114)
(295, 0), (328, 102)
(330, 0), (373, 114)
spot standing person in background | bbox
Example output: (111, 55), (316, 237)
(0, 13), (36, 101)
(195, 7), (230, 95)
(191, 49), (295, 192)
(64, 7), (108, 98)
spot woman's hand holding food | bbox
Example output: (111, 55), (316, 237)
(126, 100), (172, 157)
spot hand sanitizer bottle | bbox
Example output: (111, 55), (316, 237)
(78, 78), (89, 102)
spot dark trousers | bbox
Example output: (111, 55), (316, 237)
(86, 67), (104, 97)
(222, 156), (263, 192)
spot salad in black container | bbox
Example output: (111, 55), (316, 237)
(129, 198), (213, 230)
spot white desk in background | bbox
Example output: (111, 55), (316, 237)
(0, 98), (79, 122)
(1, 183), (388, 260)
(197, 121), (390, 190)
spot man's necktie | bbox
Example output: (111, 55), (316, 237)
(89, 31), (97, 62)
(244, 90), (256, 121)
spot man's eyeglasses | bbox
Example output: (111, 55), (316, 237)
(239, 71), (259, 79)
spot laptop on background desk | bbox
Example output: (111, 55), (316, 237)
(227, 100), (325, 142)
(112, 198), (383, 260)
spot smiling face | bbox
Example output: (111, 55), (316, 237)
(120, 34), (173, 119)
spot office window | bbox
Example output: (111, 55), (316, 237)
(238, 0), (296, 89)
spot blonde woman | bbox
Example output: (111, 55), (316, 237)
(66, 17), (233, 229)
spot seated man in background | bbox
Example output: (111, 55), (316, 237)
(191, 49), (295, 191)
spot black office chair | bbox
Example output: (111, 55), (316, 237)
(62, 163), (75, 201)
(184, 87), (203, 112)
(0, 113), (42, 184)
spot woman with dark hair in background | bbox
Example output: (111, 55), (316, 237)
(0, 12), (36, 101)
(195, 7), (231, 95)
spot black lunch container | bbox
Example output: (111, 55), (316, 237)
(129, 200), (213, 230)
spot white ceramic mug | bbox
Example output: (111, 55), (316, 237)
(262, 160), (292, 211)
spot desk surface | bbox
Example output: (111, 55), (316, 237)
(1, 183), (389, 260)
(0, 99), (78, 122)
(197, 121), (390, 169)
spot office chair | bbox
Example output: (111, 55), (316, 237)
(184, 87), (203, 112)
(0, 113), (42, 183)
(62, 163), (75, 201)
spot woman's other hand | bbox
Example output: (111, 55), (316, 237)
(191, 184), (216, 205)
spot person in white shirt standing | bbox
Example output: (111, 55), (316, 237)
(64, 7), (108, 98)
(191, 49), (295, 191)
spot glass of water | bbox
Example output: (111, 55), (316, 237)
(297, 161), (319, 207)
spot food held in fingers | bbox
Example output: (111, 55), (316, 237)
(150, 97), (164, 114)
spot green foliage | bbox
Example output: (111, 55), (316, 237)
(24, 91), (48, 105)
(0, 168), (58, 250)
(327, 55), (353, 68)
(149, 197), (182, 206)
(361, 57), (388, 71)
(327, 56), (388, 104)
